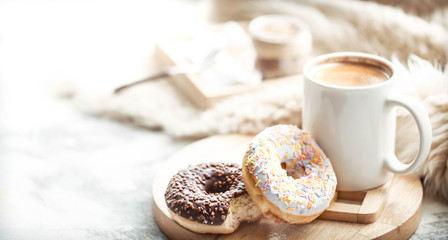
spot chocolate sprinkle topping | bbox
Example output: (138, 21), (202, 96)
(164, 162), (246, 225)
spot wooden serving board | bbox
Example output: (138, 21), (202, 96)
(153, 135), (423, 239)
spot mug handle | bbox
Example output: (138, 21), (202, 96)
(384, 95), (432, 174)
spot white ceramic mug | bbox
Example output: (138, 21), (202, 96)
(302, 52), (432, 191)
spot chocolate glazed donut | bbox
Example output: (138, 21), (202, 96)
(164, 162), (262, 234)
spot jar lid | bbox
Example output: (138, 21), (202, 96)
(248, 14), (309, 44)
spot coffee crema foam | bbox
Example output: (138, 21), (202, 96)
(312, 63), (389, 87)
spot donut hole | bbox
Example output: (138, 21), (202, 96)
(281, 162), (287, 170)
(281, 158), (306, 179)
(204, 177), (233, 194)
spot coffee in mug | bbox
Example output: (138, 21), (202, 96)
(302, 52), (432, 191)
(311, 62), (389, 87)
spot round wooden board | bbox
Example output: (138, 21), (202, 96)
(153, 135), (423, 240)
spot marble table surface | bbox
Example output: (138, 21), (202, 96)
(0, 0), (446, 239)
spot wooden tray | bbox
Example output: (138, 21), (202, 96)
(154, 32), (300, 109)
(153, 135), (423, 239)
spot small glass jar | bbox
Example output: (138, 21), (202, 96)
(249, 14), (312, 80)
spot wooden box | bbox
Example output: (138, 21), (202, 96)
(154, 30), (300, 109)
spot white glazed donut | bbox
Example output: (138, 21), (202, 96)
(242, 124), (337, 224)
